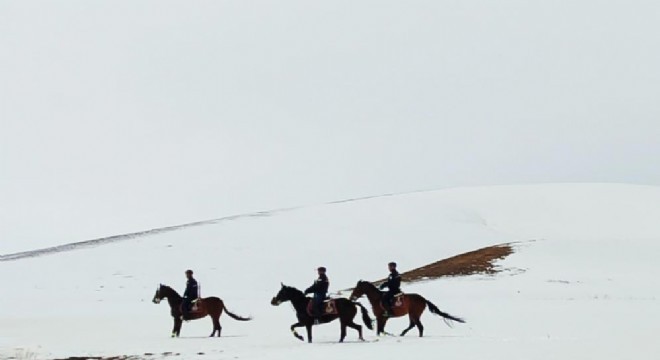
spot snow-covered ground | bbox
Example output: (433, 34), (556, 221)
(1, 183), (659, 360)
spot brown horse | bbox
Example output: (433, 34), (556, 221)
(152, 284), (252, 337)
(349, 280), (464, 337)
(271, 284), (373, 343)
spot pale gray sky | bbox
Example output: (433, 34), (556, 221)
(1, 1), (659, 251)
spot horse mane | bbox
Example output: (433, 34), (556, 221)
(159, 284), (182, 298)
(283, 285), (305, 297)
(358, 280), (379, 291)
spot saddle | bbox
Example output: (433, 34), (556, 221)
(382, 292), (405, 309)
(306, 299), (338, 316)
(181, 299), (205, 315)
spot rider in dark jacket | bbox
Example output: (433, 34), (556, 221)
(379, 262), (401, 317)
(182, 269), (199, 320)
(304, 267), (329, 322)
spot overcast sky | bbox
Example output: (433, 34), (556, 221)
(1, 1), (659, 252)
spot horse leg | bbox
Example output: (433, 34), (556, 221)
(216, 303), (224, 337)
(171, 318), (181, 338)
(346, 320), (363, 341)
(339, 320), (347, 343)
(400, 315), (416, 337)
(412, 303), (425, 337)
(415, 318), (424, 337)
(306, 324), (313, 343)
(174, 318), (183, 337)
(376, 317), (387, 336)
(290, 322), (305, 341)
(211, 314), (222, 337)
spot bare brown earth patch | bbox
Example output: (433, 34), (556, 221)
(374, 243), (515, 286)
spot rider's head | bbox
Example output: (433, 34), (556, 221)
(317, 266), (327, 275)
(388, 262), (397, 271)
(185, 269), (194, 278)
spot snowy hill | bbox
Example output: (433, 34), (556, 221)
(1, 183), (659, 360)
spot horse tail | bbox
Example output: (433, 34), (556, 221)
(354, 302), (374, 330)
(425, 299), (465, 326)
(223, 303), (252, 321)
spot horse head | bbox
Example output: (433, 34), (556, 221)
(349, 280), (371, 301)
(271, 283), (301, 306)
(152, 284), (166, 304)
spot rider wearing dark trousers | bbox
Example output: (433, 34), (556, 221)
(379, 262), (401, 317)
(304, 267), (329, 324)
(182, 269), (199, 320)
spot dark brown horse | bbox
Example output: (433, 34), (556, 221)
(152, 284), (252, 337)
(270, 284), (373, 343)
(349, 280), (464, 337)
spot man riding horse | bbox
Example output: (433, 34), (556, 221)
(379, 262), (401, 317)
(304, 266), (329, 324)
(182, 269), (199, 320)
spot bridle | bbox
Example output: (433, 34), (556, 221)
(153, 286), (162, 304)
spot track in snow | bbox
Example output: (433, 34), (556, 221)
(0, 208), (294, 262)
(0, 190), (423, 262)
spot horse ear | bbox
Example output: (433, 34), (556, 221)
(281, 282), (284, 287)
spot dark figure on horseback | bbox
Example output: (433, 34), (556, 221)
(182, 269), (199, 320)
(153, 284), (252, 338)
(304, 267), (329, 324)
(379, 262), (401, 317)
(271, 283), (373, 343)
(350, 280), (465, 337)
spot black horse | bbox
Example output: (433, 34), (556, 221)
(270, 284), (373, 343)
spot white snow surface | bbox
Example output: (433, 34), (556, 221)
(1, 183), (659, 359)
